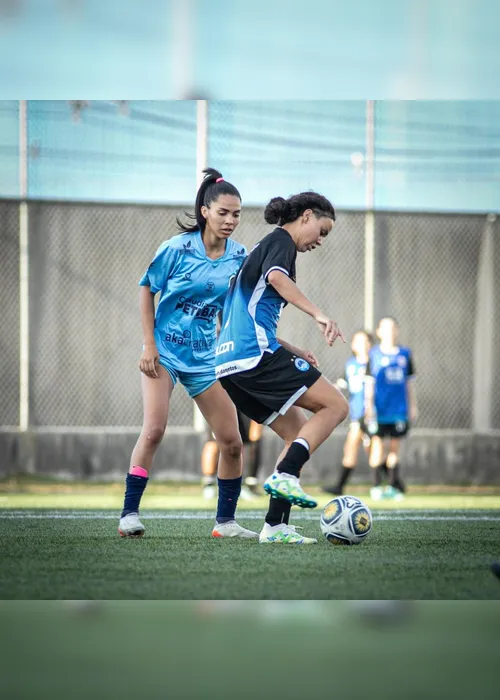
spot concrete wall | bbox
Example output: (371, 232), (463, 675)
(1, 429), (500, 485)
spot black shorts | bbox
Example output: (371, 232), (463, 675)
(363, 420), (410, 438)
(204, 408), (253, 444)
(220, 347), (322, 425)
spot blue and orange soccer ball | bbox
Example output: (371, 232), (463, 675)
(320, 496), (372, 545)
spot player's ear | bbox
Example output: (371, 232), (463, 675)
(302, 208), (313, 224)
(201, 205), (209, 220)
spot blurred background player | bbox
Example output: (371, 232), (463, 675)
(364, 317), (417, 501)
(201, 410), (263, 500)
(323, 330), (374, 496)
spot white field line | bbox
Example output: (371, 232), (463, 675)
(0, 511), (499, 522)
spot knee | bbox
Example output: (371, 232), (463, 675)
(218, 434), (243, 461)
(142, 424), (166, 448)
(386, 452), (398, 468)
(311, 391), (349, 424)
(333, 395), (349, 424)
(340, 396), (349, 422)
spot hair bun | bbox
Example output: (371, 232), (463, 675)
(202, 167), (223, 182)
(264, 196), (288, 225)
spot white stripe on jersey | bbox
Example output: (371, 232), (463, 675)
(216, 273), (277, 377)
(248, 274), (270, 355)
(265, 266), (290, 281)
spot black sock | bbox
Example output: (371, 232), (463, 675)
(337, 466), (353, 490)
(372, 466), (383, 487)
(380, 459), (389, 477)
(276, 440), (310, 478)
(389, 463), (405, 491)
(265, 496), (292, 527)
(121, 473), (149, 517)
(216, 476), (242, 523)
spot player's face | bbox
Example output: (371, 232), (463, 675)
(352, 332), (370, 356)
(202, 195), (241, 240)
(377, 318), (399, 344)
(298, 212), (334, 253)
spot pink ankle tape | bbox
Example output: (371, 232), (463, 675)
(130, 466), (148, 478)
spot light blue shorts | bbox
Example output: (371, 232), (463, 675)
(159, 356), (217, 399)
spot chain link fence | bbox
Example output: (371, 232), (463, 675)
(0, 201), (20, 426)
(375, 212), (485, 429)
(28, 202), (192, 426)
(0, 199), (498, 429)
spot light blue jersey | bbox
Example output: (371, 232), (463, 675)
(139, 231), (246, 392)
(215, 227), (297, 378)
(339, 357), (368, 421)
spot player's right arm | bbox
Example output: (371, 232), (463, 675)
(137, 239), (179, 379)
(138, 286), (160, 378)
(267, 270), (345, 347)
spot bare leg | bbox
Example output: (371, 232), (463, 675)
(130, 365), (174, 471)
(195, 383), (242, 479)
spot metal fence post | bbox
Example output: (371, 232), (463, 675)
(193, 100), (209, 431)
(364, 100), (375, 333)
(472, 213), (496, 431)
(171, 0), (194, 98)
(19, 100), (29, 431)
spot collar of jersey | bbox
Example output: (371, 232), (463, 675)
(275, 226), (293, 241)
(192, 229), (232, 263)
(377, 345), (400, 355)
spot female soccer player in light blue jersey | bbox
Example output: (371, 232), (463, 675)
(118, 169), (258, 540)
(216, 192), (349, 544)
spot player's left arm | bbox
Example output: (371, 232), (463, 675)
(407, 352), (418, 422)
(276, 336), (319, 368)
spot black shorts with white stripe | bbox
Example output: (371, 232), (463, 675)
(220, 347), (321, 426)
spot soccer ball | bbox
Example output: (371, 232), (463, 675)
(320, 496), (372, 545)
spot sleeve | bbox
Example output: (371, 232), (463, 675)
(261, 236), (296, 284)
(139, 241), (178, 294)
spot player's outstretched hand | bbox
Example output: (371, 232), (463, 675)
(139, 343), (160, 378)
(314, 313), (346, 346)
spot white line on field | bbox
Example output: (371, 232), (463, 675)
(0, 512), (499, 522)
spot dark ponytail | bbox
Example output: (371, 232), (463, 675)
(264, 191), (336, 227)
(176, 167), (241, 233)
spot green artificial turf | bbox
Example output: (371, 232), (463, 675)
(1, 507), (499, 599)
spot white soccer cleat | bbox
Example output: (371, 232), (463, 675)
(370, 486), (384, 501)
(212, 520), (259, 539)
(118, 512), (145, 538)
(263, 472), (317, 508)
(259, 522), (317, 544)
